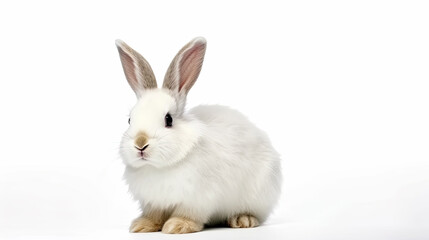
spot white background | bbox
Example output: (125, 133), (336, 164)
(0, 1), (428, 239)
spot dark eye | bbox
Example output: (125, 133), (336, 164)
(128, 118), (130, 124)
(165, 113), (173, 127)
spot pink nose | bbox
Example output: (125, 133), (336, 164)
(134, 132), (148, 149)
(135, 144), (149, 152)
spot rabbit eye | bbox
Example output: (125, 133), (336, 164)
(128, 118), (130, 124)
(165, 113), (173, 128)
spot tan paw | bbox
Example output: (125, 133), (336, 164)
(161, 216), (203, 234)
(129, 217), (162, 233)
(228, 214), (259, 228)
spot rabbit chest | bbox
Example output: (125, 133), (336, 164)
(124, 161), (204, 208)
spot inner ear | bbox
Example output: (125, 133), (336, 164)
(117, 47), (139, 90)
(179, 43), (206, 92)
(162, 37), (207, 95)
(116, 39), (158, 98)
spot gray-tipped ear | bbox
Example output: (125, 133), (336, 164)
(162, 37), (207, 95)
(115, 39), (157, 98)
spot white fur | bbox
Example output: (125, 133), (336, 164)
(117, 37), (281, 227)
(120, 88), (282, 225)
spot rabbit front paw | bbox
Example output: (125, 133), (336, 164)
(129, 217), (162, 233)
(161, 216), (203, 234)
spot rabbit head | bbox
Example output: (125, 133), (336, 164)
(116, 38), (207, 168)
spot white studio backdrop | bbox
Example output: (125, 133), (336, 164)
(0, 1), (428, 239)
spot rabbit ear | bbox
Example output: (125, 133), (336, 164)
(116, 40), (157, 98)
(162, 37), (206, 96)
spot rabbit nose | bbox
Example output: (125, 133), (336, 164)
(134, 132), (148, 149)
(135, 144), (149, 152)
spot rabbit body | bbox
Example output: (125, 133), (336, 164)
(116, 37), (281, 233)
(124, 102), (281, 225)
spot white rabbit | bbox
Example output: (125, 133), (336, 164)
(116, 37), (282, 234)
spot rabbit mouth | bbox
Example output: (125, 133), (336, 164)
(135, 144), (149, 161)
(137, 152), (148, 161)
